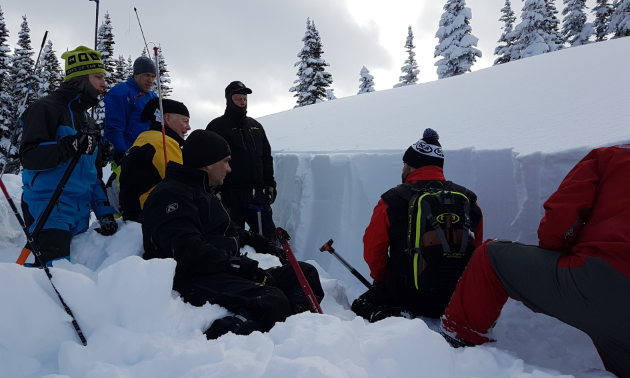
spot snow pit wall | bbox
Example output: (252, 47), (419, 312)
(271, 142), (630, 282)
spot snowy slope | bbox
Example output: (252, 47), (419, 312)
(261, 37), (630, 155)
(1, 38), (627, 378)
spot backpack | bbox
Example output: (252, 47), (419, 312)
(392, 181), (476, 293)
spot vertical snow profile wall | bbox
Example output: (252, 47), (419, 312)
(271, 143), (628, 281)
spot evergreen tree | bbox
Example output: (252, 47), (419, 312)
(593, 0), (614, 41)
(494, 0), (518, 65)
(112, 54), (126, 84)
(289, 18), (333, 107)
(511, 0), (560, 59)
(609, 0), (630, 38)
(124, 55), (133, 79)
(4, 15), (34, 173)
(0, 6), (11, 172)
(9, 15), (35, 116)
(326, 88), (337, 100)
(562, 0), (594, 46)
(357, 66), (375, 94)
(543, 0), (564, 50)
(97, 12), (116, 90)
(393, 26), (420, 87)
(151, 46), (171, 97)
(434, 0), (482, 79)
(95, 12), (116, 125)
(36, 40), (63, 98)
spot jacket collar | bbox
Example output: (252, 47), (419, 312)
(405, 165), (446, 183)
(126, 76), (146, 93)
(223, 106), (247, 121)
(149, 122), (185, 146)
(165, 162), (213, 193)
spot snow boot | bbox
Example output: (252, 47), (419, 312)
(204, 312), (264, 340)
(439, 330), (476, 348)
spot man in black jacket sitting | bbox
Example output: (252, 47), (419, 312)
(139, 130), (324, 339)
(206, 81), (277, 239)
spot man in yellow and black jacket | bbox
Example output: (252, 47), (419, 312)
(118, 98), (191, 222)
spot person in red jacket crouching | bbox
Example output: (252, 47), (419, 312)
(352, 129), (483, 322)
(440, 144), (630, 377)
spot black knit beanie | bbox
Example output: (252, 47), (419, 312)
(141, 98), (190, 123)
(402, 128), (444, 169)
(183, 130), (231, 169)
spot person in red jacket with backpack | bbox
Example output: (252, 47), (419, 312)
(440, 144), (630, 378)
(352, 129), (483, 322)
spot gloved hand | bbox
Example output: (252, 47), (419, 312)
(100, 139), (115, 167)
(95, 214), (118, 236)
(112, 150), (126, 167)
(246, 231), (288, 264)
(264, 186), (277, 205)
(59, 131), (99, 158)
(228, 255), (260, 279)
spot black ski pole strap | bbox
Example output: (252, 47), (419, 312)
(423, 201), (451, 253)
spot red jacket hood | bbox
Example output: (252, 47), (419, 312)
(405, 166), (446, 183)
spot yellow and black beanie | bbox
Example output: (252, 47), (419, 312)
(60, 46), (106, 81)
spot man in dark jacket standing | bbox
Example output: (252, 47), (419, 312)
(206, 81), (277, 239)
(352, 129), (483, 322)
(139, 130), (324, 339)
(19, 46), (117, 267)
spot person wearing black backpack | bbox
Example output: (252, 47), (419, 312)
(352, 128), (483, 322)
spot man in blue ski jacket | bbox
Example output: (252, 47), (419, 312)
(19, 46), (118, 266)
(103, 56), (158, 160)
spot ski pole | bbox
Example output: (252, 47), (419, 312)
(1, 30), (48, 179)
(0, 173), (87, 346)
(152, 46), (168, 167)
(134, 7), (150, 58)
(320, 239), (372, 289)
(276, 227), (324, 314)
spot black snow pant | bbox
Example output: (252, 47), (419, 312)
(220, 186), (276, 237)
(487, 242), (630, 378)
(174, 262), (324, 338)
(21, 197), (72, 266)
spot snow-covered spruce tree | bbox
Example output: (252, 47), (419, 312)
(36, 40), (63, 98)
(9, 15), (35, 115)
(494, 0), (517, 65)
(394, 26), (419, 87)
(0, 6), (11, 171)
(124, 55), (133, 79)
(151, 46), (171, 97)
(511, 0), (558, 59)
(112, 54), (126, 84)
(326, 88), (337, 100)
(95, 12), (116, 126)
(4, 15), (34, 173)
(434, 0), (482, 79)
(543, 0), (564, 50)
(609, 0), (630, 38)
(593, 0), (614, 41)
(289, 18), (333, 107)
(562, 0), (594, 46)
(357, 66), (375, 94)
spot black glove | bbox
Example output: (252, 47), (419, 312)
(264, 186), (277, 205)
(228, 255), (260, 279)
(100, 139), (115, 167)
(246, 231), (288, 264)
(59, 131), (99, 158)
(113, 151), (126, 167)
(95, 214), (118, 236)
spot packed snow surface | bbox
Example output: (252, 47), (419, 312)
(1, 38), (628, 377)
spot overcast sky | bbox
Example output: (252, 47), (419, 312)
(3, 0), (580, 129)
